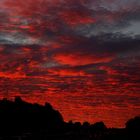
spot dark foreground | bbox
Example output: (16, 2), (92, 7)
(0, 97), (139, 140)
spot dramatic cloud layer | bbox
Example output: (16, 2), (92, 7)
(0, 0), (140, 127)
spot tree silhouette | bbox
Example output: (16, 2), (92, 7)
(126, 116), (140, 130)
(0, 97), (64, 136)
(0, 97), (139, 140)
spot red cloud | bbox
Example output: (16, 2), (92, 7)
(48, 68), (89, 77)
(59, 10), (96, 26)
(54, 53), (113, 66)
(49, 69), (84, 76)
(99, 66), (118, 76)
(0, 71), (26, 79)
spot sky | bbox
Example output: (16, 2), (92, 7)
(0, 0), (140, 128)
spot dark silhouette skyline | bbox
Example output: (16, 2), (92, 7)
(0, 97), (139, 140)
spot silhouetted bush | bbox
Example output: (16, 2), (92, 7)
(125, 116), (140, 139)
(125, 116), (140, 130)
(90, 121), (107, 132)
(0, 97), (64, 135)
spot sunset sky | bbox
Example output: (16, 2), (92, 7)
(0, 0), (140, 128)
